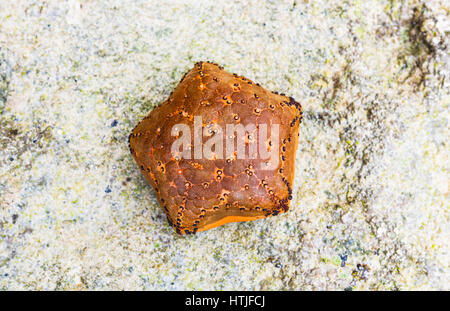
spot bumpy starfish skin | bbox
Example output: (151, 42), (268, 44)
(129, 62), (302, 234)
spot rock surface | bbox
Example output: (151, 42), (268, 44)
(0, 0), (448, 290)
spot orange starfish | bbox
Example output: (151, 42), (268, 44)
(129, 61), (302, 234)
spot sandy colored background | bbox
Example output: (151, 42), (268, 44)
(0, 0), (448, 290)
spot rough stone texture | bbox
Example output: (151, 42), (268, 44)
(130, 61), (302, 234)
(0, 0), (448, 290)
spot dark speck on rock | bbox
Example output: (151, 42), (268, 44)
(111, 120), (118, 127)
(9, 157), (14, 161)
(105, 187), (112, 193)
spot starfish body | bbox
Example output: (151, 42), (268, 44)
(129, 62), (302, 234)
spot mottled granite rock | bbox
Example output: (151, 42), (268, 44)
(0, 0), (448, 290)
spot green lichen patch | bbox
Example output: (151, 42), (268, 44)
(0, 118), (53, 169)
(0, 56), (11, 114)
(397, 5), (446, 89)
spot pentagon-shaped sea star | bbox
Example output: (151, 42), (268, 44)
(129, 61), (302, 234)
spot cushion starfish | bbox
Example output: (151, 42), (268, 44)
(129, 61), (302, 234)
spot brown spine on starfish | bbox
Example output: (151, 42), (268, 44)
(129, 61), (302, 234)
